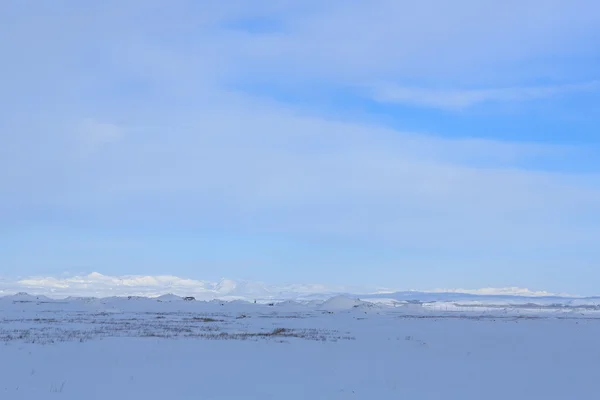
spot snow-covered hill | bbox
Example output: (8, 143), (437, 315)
(1, 272), (591, 307)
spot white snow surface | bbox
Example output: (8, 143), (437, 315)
(1, 294), (599, 399)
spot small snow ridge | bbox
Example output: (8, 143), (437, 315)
(319, 295), (370, 312)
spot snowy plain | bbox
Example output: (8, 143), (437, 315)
(1, 293), (599, 399)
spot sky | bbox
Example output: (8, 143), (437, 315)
(1, 0), (600, 296)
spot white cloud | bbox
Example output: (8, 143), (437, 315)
(371, 81), (600, 110)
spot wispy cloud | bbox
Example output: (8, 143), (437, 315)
(80, 120), (122, 144)
(2, 90), (600, 266)
(371, 81), (600, 110)
(211, 1), (600, 84)
(74, 119), (123, 156)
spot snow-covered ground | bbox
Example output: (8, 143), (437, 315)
(1, 294), (599, 399)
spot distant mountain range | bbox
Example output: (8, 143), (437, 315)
(1, 272), (595, 306)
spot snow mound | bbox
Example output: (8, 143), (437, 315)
(156, 294), (183, 302)
(275, 300), (304, 307)
(319, 296), (369, 312)
(225, 300), (253, 306)
(63, 296), (98, 304)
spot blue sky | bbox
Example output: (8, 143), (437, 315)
(1, 1), (600, 295)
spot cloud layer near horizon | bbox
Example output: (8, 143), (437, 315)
(0, 272), (565, 300)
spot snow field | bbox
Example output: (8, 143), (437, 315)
(1, 295), (599, 399)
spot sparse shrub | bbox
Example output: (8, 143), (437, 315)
(270, 328), (288, 336)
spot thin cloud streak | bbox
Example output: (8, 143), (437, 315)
(372, 81), (600, 110)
